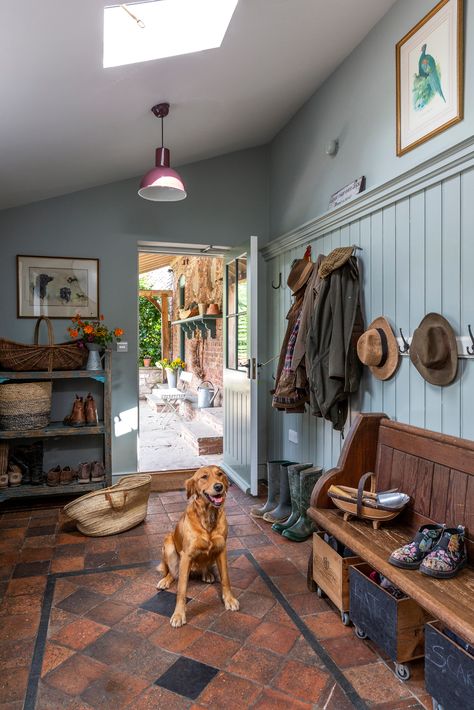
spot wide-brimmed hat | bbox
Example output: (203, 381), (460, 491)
(318, 246), (355, 279)
(410, 313), (458, 386)
(287, 259), (313, 294)
(357, 317), (399, 381)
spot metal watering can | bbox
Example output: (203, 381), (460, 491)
(197, 380), (219, 408)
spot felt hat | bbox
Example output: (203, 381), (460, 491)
(357, 317), (399, 381)
(287, 259), (313, 294)
(318, 246), (355, 279)
(410, 313), (458, 386)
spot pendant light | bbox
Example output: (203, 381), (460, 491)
(138, 103), (187, 202)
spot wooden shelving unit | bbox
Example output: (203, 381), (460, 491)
(0, 351), (112, 502)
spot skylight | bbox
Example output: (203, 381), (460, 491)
(103, 0), (239, 68)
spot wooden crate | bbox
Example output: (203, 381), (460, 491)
(312, 532), (362, 624)
(425, 621), (474, 710)
(349, 563), (434, 679)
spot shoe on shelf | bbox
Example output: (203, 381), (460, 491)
(0, 473), (8, 489)
(47, 465), (61, 487)
(77, 462), (91, 483)
(64, 395), (86, 427)
(419, 525), (467, 579)
(11, 442), (44, 485)
(85, 393), (99, 426)
(388, 524), (445, 570)
(91, 461), (105, 482)
(8, 464), (22, 487)
(60, 466), (75, 486)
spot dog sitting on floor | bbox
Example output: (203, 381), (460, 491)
(157, 465), (240, 628)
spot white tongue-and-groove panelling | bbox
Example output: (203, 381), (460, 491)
(261, 136), (474, 472)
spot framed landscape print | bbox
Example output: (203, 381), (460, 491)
(17, 255), (99, 319)
(396, 0), (463, 156)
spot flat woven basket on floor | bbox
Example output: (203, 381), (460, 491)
(0, 316), (87, 372)
(63, 474), (152, 537)
(0, 381), (52, 431)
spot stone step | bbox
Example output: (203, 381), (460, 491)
(195, 406), (223, 434)
(178, 421), (223, 456)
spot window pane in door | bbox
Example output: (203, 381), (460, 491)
(227, 315), (237, 369)
(237, 258), (247, 313)
(227, 261), (237, 315)
(237, 313), (248, 370)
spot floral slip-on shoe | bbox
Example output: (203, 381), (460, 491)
(419, 526), (467, 579)
(388, 524), (445, 569)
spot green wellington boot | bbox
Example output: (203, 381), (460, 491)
(272, 463), (313, 534)
(250, 460), (291, 518)
(282, 466), (323, 542)
(263, 462), (296, 523)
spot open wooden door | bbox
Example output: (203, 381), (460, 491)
(222, 236), (259, 495)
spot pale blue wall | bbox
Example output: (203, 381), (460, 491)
(264, 0), (474, 471)
(0, 146), (269, 474)
(270, 0), (474, 235)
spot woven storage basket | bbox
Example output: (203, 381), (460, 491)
(63, 474), (152, 536)
(0, 316), (87, 372)
(0, 381), (52, 431)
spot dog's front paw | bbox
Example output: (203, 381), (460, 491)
(170, 610), (186, 628)
(157, 574), (173, 590)
(223, 595), (240, 611)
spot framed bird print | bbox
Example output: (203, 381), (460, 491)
(17, 255), (99, 319)
(396, 0), (463, 156)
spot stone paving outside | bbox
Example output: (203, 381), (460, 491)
(138, 400), (222, 472)
(0, 485), (434, 709)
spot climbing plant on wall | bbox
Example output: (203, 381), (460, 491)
(138, 276), (162, 365)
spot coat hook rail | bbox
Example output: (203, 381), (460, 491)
(272, 273), (282, 290)
(399, 328), (410, 354)
(467, 325), (474, 355)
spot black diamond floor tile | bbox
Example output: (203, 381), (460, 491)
(154, 656), (218, 700)
(140, 590), (191, 618)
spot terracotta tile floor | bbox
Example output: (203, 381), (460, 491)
(0, 486), (433, 709)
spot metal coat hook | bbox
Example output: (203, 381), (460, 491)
(272, 273), (282, 290)
(467, 325), (474, 355)
(399, 328), (410, 354)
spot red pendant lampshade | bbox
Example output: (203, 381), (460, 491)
(138, 103), (187, 202)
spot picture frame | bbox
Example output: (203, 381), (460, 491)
(17, 255), (99, 319)
(396, 0), (463, 157)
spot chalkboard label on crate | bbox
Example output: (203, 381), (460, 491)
(349, 567), (398, 659)
(425, 624), (474, 710)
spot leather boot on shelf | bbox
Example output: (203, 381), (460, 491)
(282, 466), (323, 541)
(0, 442), (8, 480)
(64, 396), (85, 427)
(85, 393), (99, 426)
(272, 463), (313, 534)
(91, 461), (105, 482)
(263, 462), (296, 523)
(250, 460), (290, 518)
(12, 442), (44, 485)
(60, 466), (74, 486)
(77, 462), (91, 484)
(47, 465), (61, 487)
(7, 464), (22, 487)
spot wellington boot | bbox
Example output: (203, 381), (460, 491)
(64, 396), (85, 427)
(250, 460), (290, 518)
(283, 466), (323, 541)
(272, 463), (312, 534)
(263, 462), (296, 523)
(12, 442), (44, 485)
(85, 393), (99, 426)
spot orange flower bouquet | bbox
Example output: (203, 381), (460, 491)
(68, 315), (124, 349)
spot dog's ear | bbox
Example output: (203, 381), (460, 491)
(185, 476), (197, 499)
(220, 470), (230, 490)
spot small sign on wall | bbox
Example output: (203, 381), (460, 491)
(329, 177), (366, 210)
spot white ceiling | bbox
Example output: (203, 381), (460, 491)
(0, 0), (397, 210)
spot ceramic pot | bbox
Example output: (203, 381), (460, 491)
(165, 368), (177, 389)
(86, 343), (103, 371)
(198, 303), (207, 316)
(206, 303), (220, 315)
(143, 358), (151, 368)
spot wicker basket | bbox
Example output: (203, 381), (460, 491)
(0, 381), (52, 431)
(0, 316), (87, 372)
(63, 474), (152, 537)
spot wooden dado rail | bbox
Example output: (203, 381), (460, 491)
(308, 413), (474, 646)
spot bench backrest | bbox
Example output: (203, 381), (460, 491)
(375, 419), (474, 555)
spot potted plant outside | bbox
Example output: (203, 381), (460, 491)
(143, 356), (152, 368)
(156, 357), (185, 388)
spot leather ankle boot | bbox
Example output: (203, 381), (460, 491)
(12, 442), (43, 485)
(77, 462), (91, 483)
(272, 463), (313, 534)
(263, 462), (296, 523)
(64, 396), (85, 427)
(250, 460), (290, 518)
(85, 393), (98, 426)
(91, 461), (105, 482)
(282, 466), (323, 541)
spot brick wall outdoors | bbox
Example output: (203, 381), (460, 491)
(170, 256), (223, 402)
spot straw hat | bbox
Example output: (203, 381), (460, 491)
(410, 313), (458, 386)
(357, 317), (399, 381)
(287, 259), (313, 294)
(318, 246), (355, 279)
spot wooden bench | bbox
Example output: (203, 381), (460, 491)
(308, 413), (474, 646)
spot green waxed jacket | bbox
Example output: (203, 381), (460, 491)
(306, 256), (363, 431)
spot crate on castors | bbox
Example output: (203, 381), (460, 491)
(425, 621), (474, 710)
